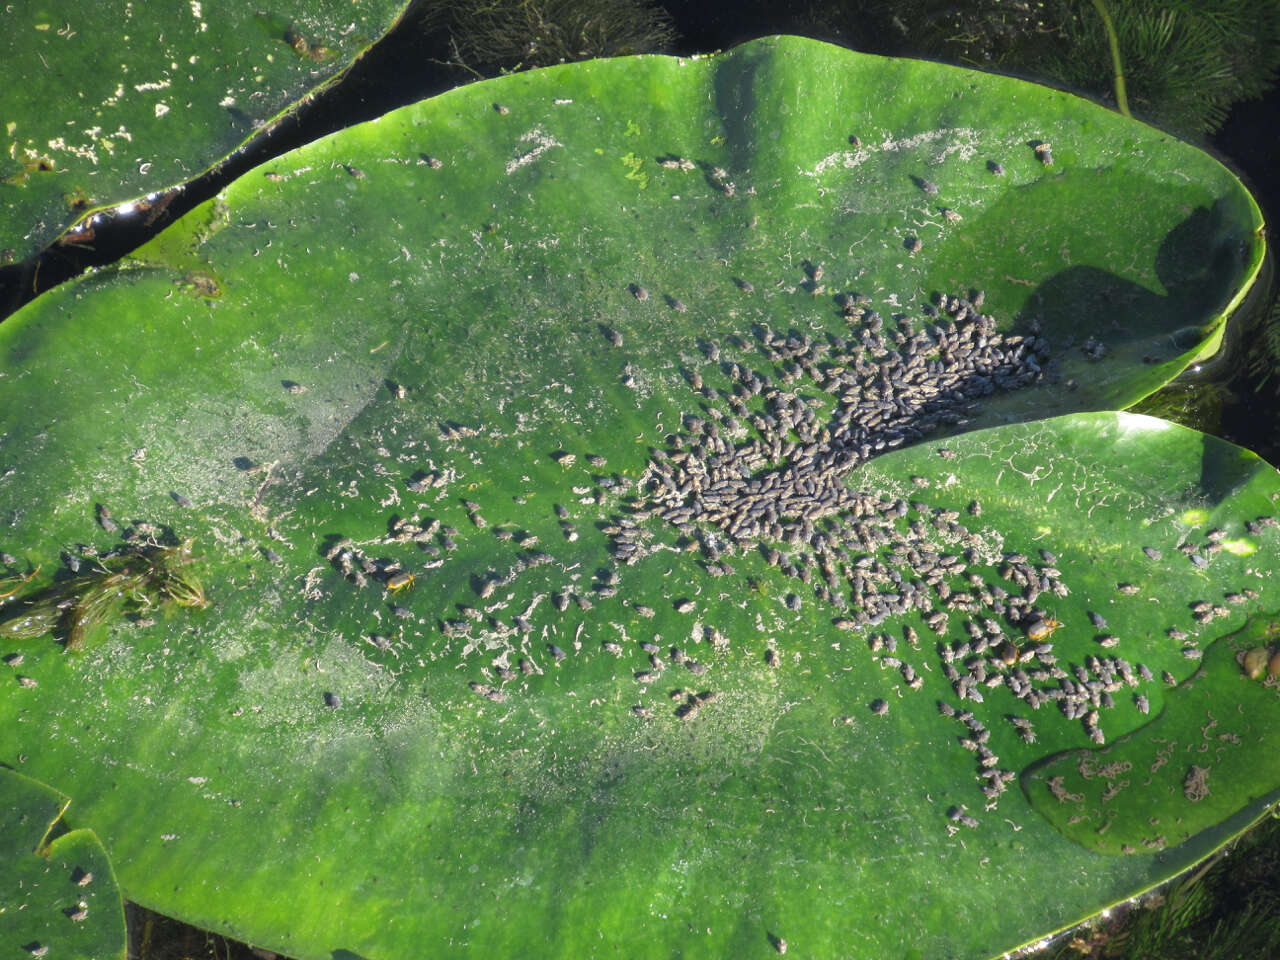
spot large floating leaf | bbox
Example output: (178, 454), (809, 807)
(0, 35), (1272, 960)
(1025, 609), (1280, 855)
(0, 0), (411, 262)
(0, 769), (126, 960)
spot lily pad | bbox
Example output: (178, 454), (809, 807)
(0, 0), (411, 263)
(0, 35), (1272, 960)
(0, 769), (126, 960)
(1025, 610), (1280, 856)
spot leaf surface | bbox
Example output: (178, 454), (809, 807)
(0, 36), (1272, 960)
(0, 769), (126, 960)
(0, 0), (410, 261)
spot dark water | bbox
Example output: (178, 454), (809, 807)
(1207, 86), (1280, 467)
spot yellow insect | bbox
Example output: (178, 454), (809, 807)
(1024, 616), (1063, 642)
(386, 571), (416, 594)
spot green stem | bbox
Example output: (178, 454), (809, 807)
(1091, 0), (1131, 117)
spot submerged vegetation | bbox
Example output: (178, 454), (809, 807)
(417, 0), (677, 75)
(830, 0), (1280, 140)
(0, 537), (207, 651)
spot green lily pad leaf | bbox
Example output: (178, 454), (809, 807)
(0, 0), (411, 262)
(853, 412), (1280, 851)
(0, 35), (1273, 960)
(0, 769), (126, 960)
(1024, 610), (1280, 855)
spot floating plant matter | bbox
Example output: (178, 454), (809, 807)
(1, 535), (207, 650)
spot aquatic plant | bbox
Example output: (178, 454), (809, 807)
(0, 26), (1272, 960)
(835, 0), (1280, 138)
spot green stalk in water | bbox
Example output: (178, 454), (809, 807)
(1090, 0), (1131, 117)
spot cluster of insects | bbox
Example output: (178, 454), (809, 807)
(558, 261), (1273, 811)
(279, 226), (1276, 787)
(13, 864), (95, 957)
(622, 287), (1049, 591)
